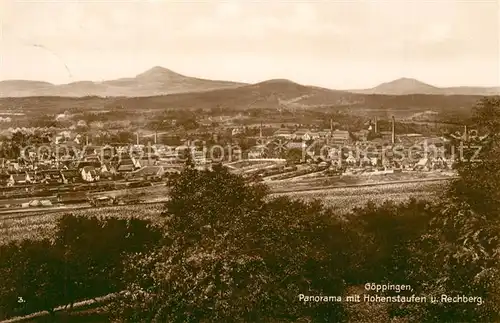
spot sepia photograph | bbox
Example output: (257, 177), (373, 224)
(0, 0), (499, 322)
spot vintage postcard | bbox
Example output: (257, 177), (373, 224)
(0, 0), (499, 322)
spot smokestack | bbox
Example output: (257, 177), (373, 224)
(330, 119), (333, 133)
(464, 125), (468, 141)
(260, 122), (263, 138)
(86, 135), (89, 146)
(154, 132), (157, 144)
(136, 132), (139, 145)
(391, 116), (395, 144)
(374, 117), (378, 133)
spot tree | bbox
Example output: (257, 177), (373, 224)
(347, 199), (434, 284)
(284, 148), (304, 164)
(450, 97), (500, 215)
(0, 214), (163, 320)
(408, 97), (500, 322)
(52, 215), (163, 307)
(0, 239), (64, 319)
(178, 118), (199, 131)
(109, 165), (351, 322)
(28, 114), (59, 128)
(115, 131), (134, 144)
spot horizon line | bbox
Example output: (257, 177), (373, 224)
(1, 66), (499, 90)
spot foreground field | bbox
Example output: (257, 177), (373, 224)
(0, 180), (447, 246)
(274, 181), (445, 213)
(0, 203), (164, 245)
(268, 171), (456, 192)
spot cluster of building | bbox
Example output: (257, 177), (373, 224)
(0, 144), (189, 187)
(245, 117), (456, 172)
(0, 116), (464, 188)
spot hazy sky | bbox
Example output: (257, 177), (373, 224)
(0, 0), (499, 89)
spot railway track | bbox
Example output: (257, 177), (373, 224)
(0, 199), (168, 217)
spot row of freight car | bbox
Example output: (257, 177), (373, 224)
(0, 190), (150, 210)
(0, 179), (157, 201)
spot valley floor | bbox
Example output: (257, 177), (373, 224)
(0, 179), (447, 246)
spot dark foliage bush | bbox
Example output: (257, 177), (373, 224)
(0, 215), (163, 320)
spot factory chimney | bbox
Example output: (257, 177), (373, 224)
(154, 132), (157, 144)
(391, 116), (395, 144)
(259, 122), (263, 138)
(136, 132), (139, 145)
(330, 119), (333, 133)
(374, 117), (378, 133)
(464, 125), (468, 142)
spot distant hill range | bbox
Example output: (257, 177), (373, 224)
(350, 77), (500, 96)
(1, 68), (498, 98)
(0, 66), (245, 97)
(2, 77), (487, 122)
